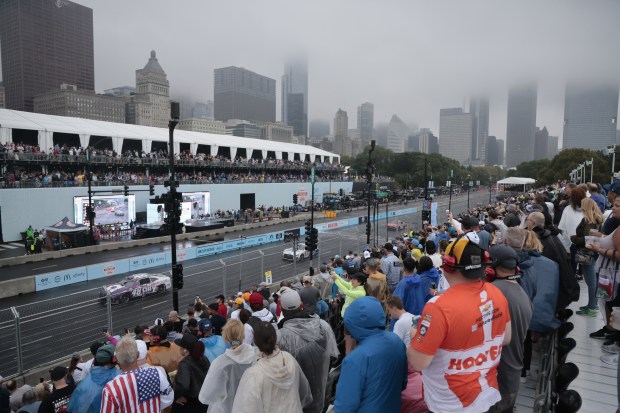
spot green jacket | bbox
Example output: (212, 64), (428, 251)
(334, 277), (366, 316)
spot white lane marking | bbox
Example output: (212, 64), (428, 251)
(22, 336), (52, 345)
(143, 303), (161, 309)
(0, 244), (17, 249)
(8, 243), (23, 248)
(32, 264), (57, 270)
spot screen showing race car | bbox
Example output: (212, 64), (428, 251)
(74, 195), (136, 226)
(183, 192), (210, 219)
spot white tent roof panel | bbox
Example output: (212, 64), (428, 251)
(0, 109), (338, 159)
(496, 177), (536, 185)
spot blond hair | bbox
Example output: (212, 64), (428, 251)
(581, 197), (603, 226)
(222, 319), (244, 348)
(523, 229), (543, 252)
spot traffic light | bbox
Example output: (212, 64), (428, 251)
(309, 228), (318, 250)
(123, 185), (129, 196)
(304, 220), (312, 233)
(293, 193), (298, 205)
(173, 263), (184, 289)
(304, 220), (312, 249)
(85, 206), (95, 221)
(422, 210), (430, 224)
(149, 184), (155, 196)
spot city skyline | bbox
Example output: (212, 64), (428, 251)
(33, 0), (617, 149)
(2, 0), (620, 154)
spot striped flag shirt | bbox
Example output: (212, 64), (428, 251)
(101, 367), (173, 413)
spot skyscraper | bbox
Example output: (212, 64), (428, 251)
(470, 97), (489, 162)
(309, 119), (330, 138)
(386, 115), (408, 153)
(418, 129), (438, 154)
(357, 102), (374, 146)
(563, 83), (619, 151)
(0, 0), (94, 112)
(333, 109), (350, 156)
(282, 60), (308, 137)
(214, 66), (276, 122)
(439, 108), (474, 164)
(534, 126), (550, 160)
(506, 83), (537, 167)
(486, 136), (505, 166)
(126, 51), (171, 128)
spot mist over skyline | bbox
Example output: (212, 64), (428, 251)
(69, 1), (620, 146)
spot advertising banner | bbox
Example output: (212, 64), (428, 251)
(129, 252), (166, 272)
(35, 267), (88, 291)
(87, 260), (130, 281)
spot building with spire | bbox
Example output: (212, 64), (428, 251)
(126, 51), (171, 128)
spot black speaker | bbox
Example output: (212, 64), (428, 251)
(170, 101), (180, 120)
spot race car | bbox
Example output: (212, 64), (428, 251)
(387, 220), (406, 231)
(282, 243), (318, 261)
(114, 210), (124, 216)
(99, 273), (171, 304)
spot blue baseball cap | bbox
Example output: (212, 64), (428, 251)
(603, 180), (620, 195)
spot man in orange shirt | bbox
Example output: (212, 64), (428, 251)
(407, 237), (512, 413)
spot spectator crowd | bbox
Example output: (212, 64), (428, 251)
(2, 179), (616, 413)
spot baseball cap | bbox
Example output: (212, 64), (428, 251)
(49, 366), (67, 381)
(489, 245), (519, 269)
(363, 251), (371, 259)
(198, 318), (212, 333)
(242, 292), (251, 302)
(444, 238), (487, 278)
(136, 340), (148, 360)
(319, 262), (328, 272)
(461, 216), (479, 229)
(234, 297), (244, 305)
(187, 318), (198, 328)
(90, 341), (104, 356)
(95, 344), (115, 364)
(604, 180), (620, 195)
(447, 226), (457, 236)
(174, 333), (198, 351)
(249, 292), (264, 306)
(280, 288), (302, 310)
(208, 303), (219, 312)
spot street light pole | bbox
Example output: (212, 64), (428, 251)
(489, 175), (492, 204)
(86, 148), (95, 246)
(238, 235), (245, 292)
(366, 140), (375, 245)
(168, 102), (180, 312)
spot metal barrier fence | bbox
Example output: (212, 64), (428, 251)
(0, 236), (352, 379)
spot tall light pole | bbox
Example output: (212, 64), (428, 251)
(606, 146), (616, 183)
(366, 141), (375, 245)
(168, 102), (181, 312)
(467, 175), (471, 210)
(585, 159), (593, 183)
(489, 175), (492, 204)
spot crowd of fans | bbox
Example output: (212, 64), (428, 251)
(4, 179), (617, 412)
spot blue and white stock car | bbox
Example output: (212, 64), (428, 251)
(99, 273), (171, 304)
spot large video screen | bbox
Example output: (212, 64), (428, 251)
(74, 195), (136, 226)
(183, 192), (210, 219)
(146, 201), (192, 224)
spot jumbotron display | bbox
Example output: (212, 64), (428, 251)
(74, 195), (136, 226)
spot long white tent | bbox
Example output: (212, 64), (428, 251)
(497, 177), (536, 192)
(0, 109), (340, 163)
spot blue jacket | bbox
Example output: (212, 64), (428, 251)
(335, 296), (408, 413)
(200, 335), (226, 363)
(392, 267), (439, 315)
(67, 366), (119, 413)
(434, 232), (450, 249)
(516, 249), (561, 333)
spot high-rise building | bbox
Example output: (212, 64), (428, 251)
(407, 134), (420, 152)
(226, 122), (261, 139)
(258, 122), (294, 143)
(309, 119), (330, 138)
(563, 83), (619, 151)
(486, 136), (505, 166)
(439, 108), (474, 164)
(547, 135), (559, 159)
(0, 0), (94, 112)
(282, 60), (308, 137)
(470, 97), (489, 162)
(334, 109), (348, 139)
(534, 126), (550, 160)
(177, 118), (226, 135)
(357, 102), (374, 145)
(126, 51), (171, 128)
(419, 128), (438, 154)
(33, 83), (126, 123)
(386, 115), (408, 153)
(0, 82), (5, 109)
(506, 83), (537, 167)
(214, 66), (276, 122)
(104, 86), (135, 97)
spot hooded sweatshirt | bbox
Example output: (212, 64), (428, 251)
(66, 366), (119, 413)
(393, 267), (439, 315)
(335, 296), (408, 413)
(277, 313), (339, 413)
(516, 249), (561, 332)
(199, 335), (227, 363)
(199, 344), (255, 413)
(231, 349), (312, 413)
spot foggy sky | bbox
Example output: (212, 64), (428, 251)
(78, 0), (620, 146)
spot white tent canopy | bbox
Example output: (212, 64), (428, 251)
(0, 109), (340, 163)
(496, 177), (536, 185)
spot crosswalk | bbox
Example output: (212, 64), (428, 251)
(0, 242), (24, 251)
